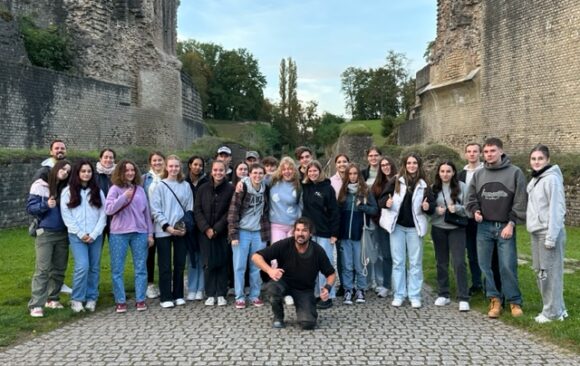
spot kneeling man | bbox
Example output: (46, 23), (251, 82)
(252, 217), (336, 330)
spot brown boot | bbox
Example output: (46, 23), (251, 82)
(488, 297), (501, 318)
(510, 304), (523, 317)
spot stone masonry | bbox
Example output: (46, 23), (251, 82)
(0, 0), (204, 150)
(400, 0), (580, 154)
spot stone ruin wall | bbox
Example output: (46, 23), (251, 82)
(0, 0), (204, 151)
(400, 0), (580, 154)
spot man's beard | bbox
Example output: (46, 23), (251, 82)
(295, 236), (309, 246)
(56, 153), (66, 160)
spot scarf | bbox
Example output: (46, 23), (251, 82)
(96, 162), (116, 175)
(531, 164), (552, 178)
(347, 183), (359, 195)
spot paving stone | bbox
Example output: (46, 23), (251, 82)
(0, 288), (579, 365)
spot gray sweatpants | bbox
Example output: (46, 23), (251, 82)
(531, 230), (566, 319)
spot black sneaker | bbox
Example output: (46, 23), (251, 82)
(355, 289), (366, 303)
(317, 299), (333, 310)
(272, 319), (285, 329)
(343, 290), (353, 305)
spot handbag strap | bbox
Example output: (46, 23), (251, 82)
(360, 213), (370, 276)
(161, 181), (187, 215)
(110, 185), (137, 216)
(441, 189), (450, 207)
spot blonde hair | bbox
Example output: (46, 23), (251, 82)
(161, 154), (185, 182)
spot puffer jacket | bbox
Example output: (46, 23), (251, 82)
(26, 179), (66, 232)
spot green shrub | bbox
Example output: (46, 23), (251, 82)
(381, 115), (395, 137)
(380, 144), (404, 160)
(19, 16), (75, 71)
(340, 123), (372, 137)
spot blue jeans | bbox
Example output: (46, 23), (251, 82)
(313, 236), (336, 299)
(476, 221), (522, 305)
(390, 225), (424, 301)
(340, 239), (367, 291)
(187, 252), (204, 294)
(109, 233), (149, 303)
(69, 234), (103, 302)
(232, 230), (266, 301)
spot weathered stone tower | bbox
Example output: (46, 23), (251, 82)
(400, 0), (580, 153)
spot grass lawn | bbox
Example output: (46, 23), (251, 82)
(0, 228), (135, 348)
(422, 225), (580, 353)
(342, 119), (384, 146)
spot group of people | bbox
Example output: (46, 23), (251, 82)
(26, 137), (567, 329)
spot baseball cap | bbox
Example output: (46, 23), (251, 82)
(217, 146), (232, 155)
(245, 151), (259, 160)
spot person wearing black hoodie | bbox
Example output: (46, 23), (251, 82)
(301, 160), (339, 309)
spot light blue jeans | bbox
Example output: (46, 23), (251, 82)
(232, 230), (266, 301)
(390, 225), (424, 301)
(109, 233), (148, 303)
(187, 252), (204, 294)
(313, 236), (336, 299)
(340, 239), (367, 291)
(69, 234), (103, 302)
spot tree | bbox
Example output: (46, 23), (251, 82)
(340, 50), (410, 120)
(177, 40), (266, 120)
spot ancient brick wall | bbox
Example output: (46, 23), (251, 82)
(400, 0), (580, 154)
(0, 60), (205, 150)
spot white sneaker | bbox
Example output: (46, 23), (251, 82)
(45, 300), (64, 309)
(217, 296), (227, 306)
(30, 307), (44, 317)
(410, 299), (422, 309)
(60, 284), (73, 294)
(146, 284), (160, 299)
(391, 298), (404, 307)
(85, 300), (97, 312)
(459, 301), (470, 312)
(194, 291), (204, 300)
(375, 286), (385, 295)
(186, 292), (196, 301)
(175, 298), (186, 306)
(284, 295), (294, 305)
(70, 300), (85, 313)
(535, 313), (552, 323)
(205, 297), (215, 306)
(160, 301), (175, 308)
(434, 297), (451, 306)
(377, 287), (390, 298)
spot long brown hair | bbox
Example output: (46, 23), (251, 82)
(394, 153), (428, 194)
(338, 164), (368, 203)
(372, 156), (397, 198)
(111, 160), (142, 186)
(48, 160), (71, 201)
(67, 159), (103, 209)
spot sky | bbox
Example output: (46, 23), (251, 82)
(177, 1), (437, 117)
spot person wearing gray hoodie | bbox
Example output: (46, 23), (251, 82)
(526, 144), (567, 323)
(466, 137), (527, 319)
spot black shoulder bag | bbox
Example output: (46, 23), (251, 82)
(442, 190), (468, 227)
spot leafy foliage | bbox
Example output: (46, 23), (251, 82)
(19, 17), (75, 71)
(381, 115), (395, 137)
(178, 40), (266, 121)
(341, 51), (409, 120)
(340, 123), (372, 137)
